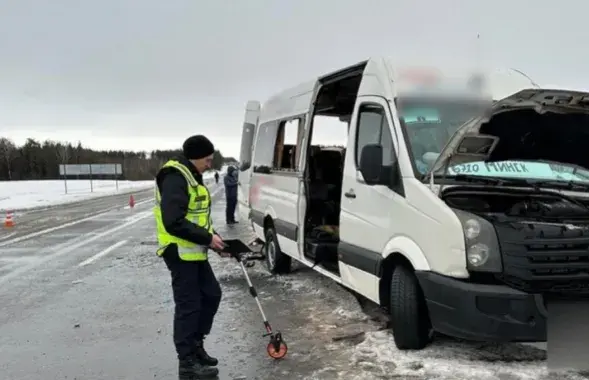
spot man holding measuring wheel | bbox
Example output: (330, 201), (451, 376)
(153, 134), (230, 379)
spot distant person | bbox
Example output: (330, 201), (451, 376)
(153, 134), (231, 379)
(224, 166), (238, 224)
(214, 171), (219, 184)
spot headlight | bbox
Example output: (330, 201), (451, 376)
(453, 209), (502, 272)
(463, 219), (481, 240)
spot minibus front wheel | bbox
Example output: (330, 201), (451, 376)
(389, 264), (432, 350)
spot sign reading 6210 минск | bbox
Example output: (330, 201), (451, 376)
(451, 161), (531, 175)
(448, 161), (584, 180)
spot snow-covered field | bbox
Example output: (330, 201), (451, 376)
(0, 180), (154, 211)
(0, 171), (221, 212)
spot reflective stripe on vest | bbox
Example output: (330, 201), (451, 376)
(153, 160), (213, 261)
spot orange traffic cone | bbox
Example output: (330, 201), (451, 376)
(3, 211), (14, 228)
(129, 195), (135, 209)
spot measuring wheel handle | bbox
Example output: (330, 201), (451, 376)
(266, 332), (288, 359)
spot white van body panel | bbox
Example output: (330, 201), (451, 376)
(250, 173), (300, 256)
(249, 78), (318, 262)
(258, 80), (315, 124)
(237, 101), (261, 222)
(259, 174), (299, 257)
(243, 56), (540, 306)
(338, 264), (381, 303)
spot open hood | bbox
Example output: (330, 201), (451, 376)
(427, 89), (589, 177)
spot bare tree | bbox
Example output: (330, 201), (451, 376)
(55, 143), (70, 166)
(0, 137), (16, 180)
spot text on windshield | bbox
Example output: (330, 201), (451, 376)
(451, 162), (529, 174)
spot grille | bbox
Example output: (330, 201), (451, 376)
(494, 219), (589, 295)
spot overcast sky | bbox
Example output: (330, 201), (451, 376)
(0, 0), (587, 157)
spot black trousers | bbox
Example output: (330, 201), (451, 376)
(163, 246), (222, 361)
(225, 197), (237, 222)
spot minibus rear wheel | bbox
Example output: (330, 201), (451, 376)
(264, 227), (291, 274)
(389, 265), (432, 349)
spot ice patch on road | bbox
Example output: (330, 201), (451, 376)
(341, 331), (545, 380)
(0, 179), (154, 211)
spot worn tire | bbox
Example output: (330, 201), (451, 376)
(389, 265), (432, 350)
(264, 227), (291, 274)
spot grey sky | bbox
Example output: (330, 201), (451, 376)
(0, 0), (587, 157)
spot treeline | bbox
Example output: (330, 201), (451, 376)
(0, 137), (237, 181)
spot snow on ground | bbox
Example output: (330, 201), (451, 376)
(0, 180), (154, 211)
(0, 171), (221, 212)
(213, 253), (584, 380)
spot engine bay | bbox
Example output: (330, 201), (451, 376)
(442, 187), (589, 221)
(442, 186), (589, 295)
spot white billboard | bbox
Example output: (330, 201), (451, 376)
(59, 163), (122, 176)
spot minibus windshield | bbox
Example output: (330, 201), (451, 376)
(395, 96), (490, 175)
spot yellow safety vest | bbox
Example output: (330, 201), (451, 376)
(153, 160), (213, 261)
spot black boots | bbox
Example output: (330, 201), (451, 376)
(195, 339), (219, 367)
(178, 358), (218, 379)
(177, 338), (219, 379)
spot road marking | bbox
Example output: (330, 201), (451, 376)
(78, 240), (128, 267)
(0, 211), (153, 285)
(0, 197), (154, 248)
(0, 184), (222, 248)
(0, 232), (17, 241)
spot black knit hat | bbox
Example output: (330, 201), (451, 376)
(182, 135), (215, 159)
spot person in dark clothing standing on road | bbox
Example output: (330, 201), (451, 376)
(224, 166), (238, 224)
(214, 171), (219, 184)
(154, 134), (230, 379)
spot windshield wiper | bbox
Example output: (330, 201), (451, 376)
(450, 175), (589, 191)
(438, 174), (510, 185)
(519, 160), (589, 181)
(525, 180), (589, 192)
(442, 175), (589, 209)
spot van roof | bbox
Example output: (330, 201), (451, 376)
(258, 57), (539, 124)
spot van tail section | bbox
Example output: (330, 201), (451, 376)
(238, 100), (261, 222)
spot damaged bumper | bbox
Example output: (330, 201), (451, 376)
(416, 271), (547, 342)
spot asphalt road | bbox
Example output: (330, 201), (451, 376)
(0, 187), (155, 244)
(0, 182), (585, 379)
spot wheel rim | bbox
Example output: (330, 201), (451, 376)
(267, 238), (276, 269)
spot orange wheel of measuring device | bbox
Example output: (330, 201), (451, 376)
(266, 341), (288, 359)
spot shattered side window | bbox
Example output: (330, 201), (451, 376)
(253, 121), (279, 170)
(239, 122), (256, 171)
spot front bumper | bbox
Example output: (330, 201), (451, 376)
(415, 271), (546, 342)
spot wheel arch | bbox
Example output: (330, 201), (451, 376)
(379, 252), (416, 308)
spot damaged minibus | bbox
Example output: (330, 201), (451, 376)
(237, 57), (588, 350)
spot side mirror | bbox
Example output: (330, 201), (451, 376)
(359, 144), (383, 185)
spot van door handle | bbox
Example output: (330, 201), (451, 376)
(344, 189), (356, 199)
